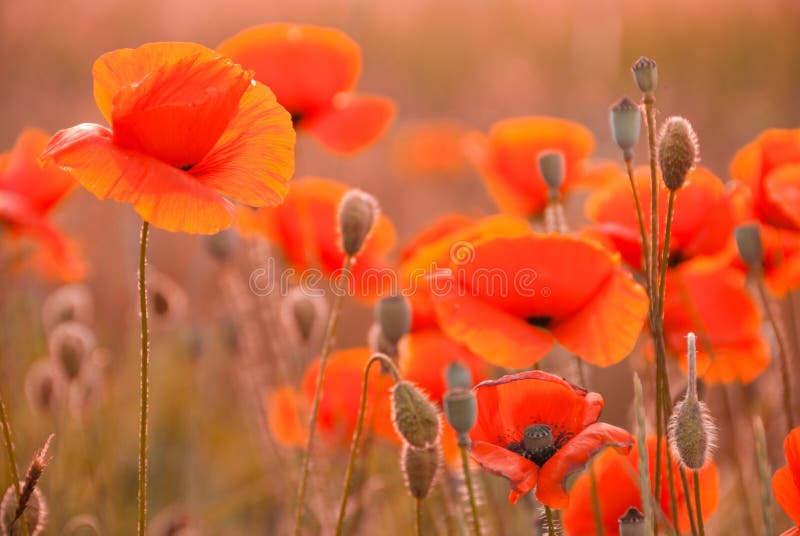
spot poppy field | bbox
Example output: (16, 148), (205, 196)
(2, 1), (800, 535)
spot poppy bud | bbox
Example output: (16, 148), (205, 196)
(338, 189), (379, 257)
(1, 483), (48, 536)
(668, 333), (717, 470)
(443, 389), (477, 446)
(734, 223), (764, 269)
(631, 56), (658, 94)
(375, 295), (412, 344)
(400, 442), (442, 500)
(203, 228), (238, 262)
(657, 116), (699, 191)
(391, 381), (441, 448)
(48, 322), (95, 382)
(618, 507), (645, 536)
(367, 323), (398, 357)
(444, 361), (473, 390)
(610, 97), (641, 158)
(24, 361), (63, 416)
(538, 151), (564, 194)
(149, 505), (198, 536)
(41, 284), (93, 335)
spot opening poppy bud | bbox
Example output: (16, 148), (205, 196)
(1, 483), (48, 536)
(48, 322), (95, 382)
(375, 295), (412, 344)
(657, 116), (698, 191)
(631, 56), (658, 94)
(444, 361), (473, 390)
(203, 228), (238, 262)
(618, 507), (645, 536)
(734, 223), (764, 269)
(610, 97), (641, 158)
(443, 389), (477, 445)
(538, 151), (564, 195)
(400, 442), (442, 500)
(391, 381), (441, 449)
(338, 189), (379, 257)
(668, 333), (717, 470)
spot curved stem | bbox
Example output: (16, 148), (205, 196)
(335, 353), (400, 535)
(137, 220), (150, 536)
(0, 391), (30, 536)
(694, 470), (705, 536)
(294, 256), (353, 535)
(460, 445), (482, 536)
(544, 505), (557, 535)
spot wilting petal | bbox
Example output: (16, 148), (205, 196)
(536, 422), (633, 509)
(265, 386), (308, 447)
(303, 93), (395, 154)
(470, 440), (539, 503)
(42, 123), (234, 234)
(218, 23), (360, 116)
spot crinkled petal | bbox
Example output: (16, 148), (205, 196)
(469, 440), (539, 503)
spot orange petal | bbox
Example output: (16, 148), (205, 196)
(536, 422), (633, 509)
(303, 93), (395, 154)
(42, 123), (234, 234)
(774, 466), (800, 527)
(218, 23), (360, 116)
(765, 163), (800, 230)
(265, 386), (308, 447)
(400, 214), (474, 262)
(469, 440), (539, 503)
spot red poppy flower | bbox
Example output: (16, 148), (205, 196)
(730, 129), (800, 231)
(563, 436), (719, 535)
(218, 24), (394, 155)
(465, 116), (615, 217)
(774, 426), (800, 535)
(431, 232), (648, 368)
(391, 120), (469, 178)
(41, 42), (295, 234)
(238, 176), (396, 298)
(0, 128), (84, 281)
(469, 371), (633, 508)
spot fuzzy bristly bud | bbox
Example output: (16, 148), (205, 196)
(400, 442), (442, 500)
(48, 322), (95, 382)
(610, 97), (641, 157)
(444, 361), (473, 391)
(41, 284), (93, 334)
(391, 381), (441, 448)
(203, 228), (238, 262)
(734, 223), (764, 269)
(338, 189), (379, 257)
(1, 484), (48, 536)
(375, 295), (412, 345)
(618, 507), (645, 536)
(443, 389), (477, 445)
(538, 151), (564, 194)
(631, 56), (658, 94)
(24, 361), (63, 416)
(668, 333), (717, 470)
(657, 116), (699, 191)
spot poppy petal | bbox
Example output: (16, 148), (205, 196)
(42, 123), (234, 234)
(265, 386), (308, 447)
(469, 440), (539, 502)
(536, 422), (634, 509)
(774, 466), (800, 526)
(765, 163), (800, 230)
(302, 93), (395, 154)
(400, 214), (474, 262)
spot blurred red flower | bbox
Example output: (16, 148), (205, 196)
(391, 119), (469, 178)
(42, 42), (295, 234)
(563, 436), (720, 535)
(0, 128), (84, 281)
(219, 23), (395, 155)
(469, 371), (633, 508)
(774, 426), (800, 535)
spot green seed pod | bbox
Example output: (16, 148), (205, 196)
(443, 388), (477, 444)
(657, 116), (699, 191)
(618, 507), (645, 536)
(375, 295), (412, 344)
(631, 56), (658, 94)
(538, 151), (564, 193)
(734, 223), (764, 269)
(400, 442), (442, 500)
(338, 189), (378, 256)
(444, 361), (473, 390)
(610, 97), (641, 158)
(391, 381), (441, 448)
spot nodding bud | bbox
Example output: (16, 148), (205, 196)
(631, 56), (658, 94)
(668, 332), (717, 470)
(203, 228), (238, 262)
(391, 381), (441, 449)
(1, 483), (48, 536)
(338, 189), (379, 257)
(41, 284), (93, 334)
(375, 295), (412, 344)
(443, 389), (477, 445)
(400, 442), (442, 500)
(657, 116), (699, 191)
(610, 97), (641, 158)
(281, 288), (327, 346)
(734, 223), (764, 269)
(48, 322), (95, 382)
(538, 151), (565, 194)
(618, 507), (645, 536)
(24, 361), (63, 416)
(444, 361), (473, 390)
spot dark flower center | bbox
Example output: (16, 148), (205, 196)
(291, 112), (304, 126)
(507, 423), (558, 466)
(667, 249), (686, 269)
(525, 316), (552, 328)
(153, 292), (169, 316)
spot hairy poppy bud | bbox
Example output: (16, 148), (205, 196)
(24, 361), (63, 416)
(538, 151), (564, 194)
(375, 295), (412, 344)
(444, 361), (473, 390)
(610, 97), (641, 158)
(657, 116), (699, 191)
(391, 381), (440, 448)
(668, 333), (716, 470)
(41, 284), (92, 334)
(734, 223), (764, 269)
(631, 56), (658, 94)
(400, 442), (442, 500)
(1, 483), (48, 536)
(618, 507), (645, 536)
(203, 228), (238, 262)
(281, 288), (326, 345)
(338, 189), (378, 256)
(48, 322), (95, 382)
(443, 389), (477, 446)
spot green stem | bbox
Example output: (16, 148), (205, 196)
(679, 466), (698, 536)
(694, 471), (705, 536)
(544, 505), (557, 535)
(335, 353), (400, 535)
(0, 391), (30, 536)
(460, 445), (482, 536)
(625, 157), (650, 290)
(294, 256), (353, 535)
(137, 220), (150, 536)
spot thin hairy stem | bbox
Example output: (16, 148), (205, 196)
(679, 466), (698, 536)
(294, 256), (353, 535)
(415, 498), (422, 536)
(625, 157), (650, 290)
(694, 471), (705, 536)
(0, 391), (30, 536)
(137, 220), (150, 536)
(544, 505), (557, 535)
(460, 445), (482, 536)
(657, 191), (676, 313)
